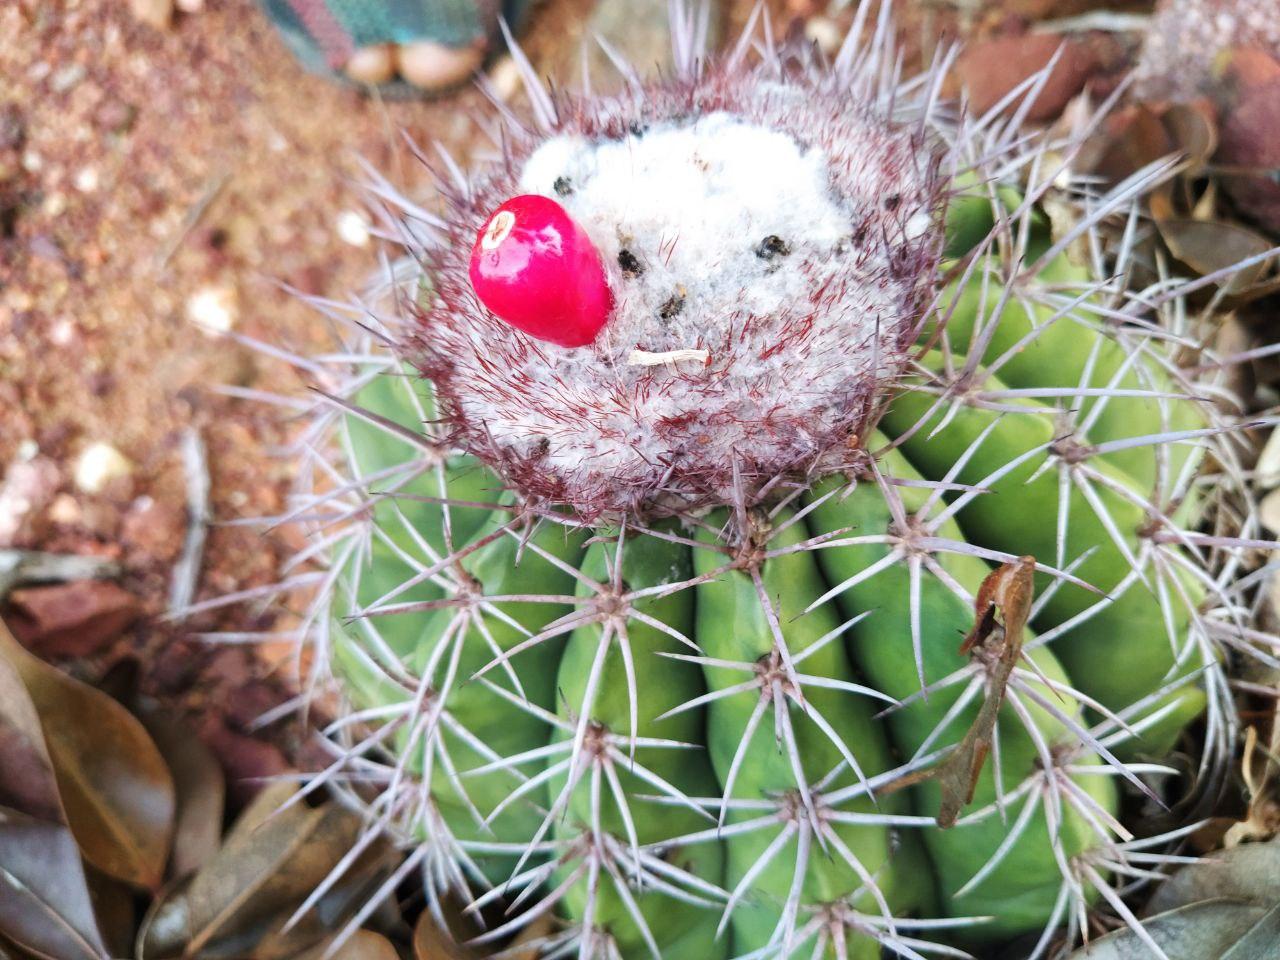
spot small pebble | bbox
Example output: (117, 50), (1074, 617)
(336, 209), (371, 247)
(1256, 428), (1280, 490)
(73, 166), (99, 193)
(345, 45), (396, 86)
(804, 16), (843, 56)
(47, 493), (82, 525)
(50, 64), (86, 93)
(488, 56), (522, 102)
(49, 318), (75, 345)
(129, 0), (173, 29)
(186, 285), (237, 334)
(74, 441), (132, 494)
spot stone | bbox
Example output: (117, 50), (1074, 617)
(73, 441), (132, 495)
(957, 32), (1110, 124)
(6, 579), (141, 658)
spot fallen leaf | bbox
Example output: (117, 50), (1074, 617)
(1163, 101), (1219, 172)
(1156, 218), (1277, 292)
(1146, 837), (1280, 915)
(0, 636), (62, 823)
(1225, 725), (1280, 846)
(138, 782), (396, 959)
(412, 895), (553, 960)
(1223, 903), (1280, 960)
(302, 929), (401, 960)
(412, 908), (473, 960)
(1062, 900), (1270, 959)
(86, 867), (136, 958)
(0, 806), (109, 960)
(142, 709), (225, 879)
(0, 622), (175, 889)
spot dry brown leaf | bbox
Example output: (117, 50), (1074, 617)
(933, 556), (1036, 828)
(0, 631), (62, 823)
(142, 709), (225, 879)
(412, 894), (554, 960)
(303, 929), (402, 960)
(1225, 724), (1280, 846)
(137, 782), (396, 960)
(86, 866), (137, 958)
(412, 908), (474, 960)
(0, 806), (110, 960)
(1156, 218), (1277, 292)
(0, 623), (175, 890)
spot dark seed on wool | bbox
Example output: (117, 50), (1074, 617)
(618, 249), (644, 277)
(755, 235), (791, 260)
(659, 292), (686, 320)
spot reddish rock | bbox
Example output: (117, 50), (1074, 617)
(121, 495), (185, 564)
(0, 456), (60, 547)
(957, 32), (1110, 124)
(6, 579), (141, 658)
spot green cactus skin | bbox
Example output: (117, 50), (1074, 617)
(691, 512), (906, 958)
(247, 4), (1279, 959)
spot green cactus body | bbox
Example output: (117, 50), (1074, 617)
(550, 533), (729, 960)
(803, 450), (1113, 932)
(262, 5), (1276, 958)
(692, 512), (904, 958)
(879, 350), (1207, 752)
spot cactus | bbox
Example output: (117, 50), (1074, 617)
(236, 3), (1279, 958)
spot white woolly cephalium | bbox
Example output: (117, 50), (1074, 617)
(412, 50), (943, 516)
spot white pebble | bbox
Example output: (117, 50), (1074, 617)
(336, 210), (371, 248)
(73, 166), (99, 193)
(1261, 487), (1280, 535)
(186, 285), (237, 334)
(74, 442), (132, 494)
(804, 16), (843, 55)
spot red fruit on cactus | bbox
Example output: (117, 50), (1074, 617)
(468, 194), (614, 348)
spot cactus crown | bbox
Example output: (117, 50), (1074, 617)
(416, 59), (943, 515)
(209, 3), (1280, 959)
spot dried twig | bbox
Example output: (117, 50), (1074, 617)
(0, 549), (120, 598)
(156, 170), (230, 269)
(169, 427), (211, 613)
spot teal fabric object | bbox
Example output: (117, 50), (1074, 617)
(260, 0), (530, 80)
